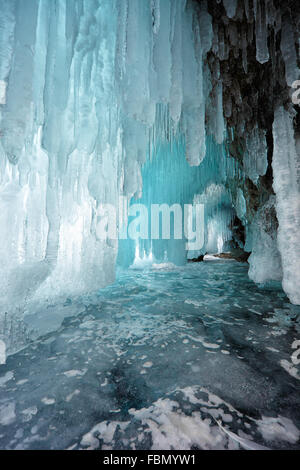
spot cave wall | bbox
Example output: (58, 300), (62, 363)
(0, 0), (299, 356)
(194, 0), (300, 301)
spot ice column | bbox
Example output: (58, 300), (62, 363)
(280, 12), (300, 87)
(272, 107), (300, 305)
(254, 0), (270, 64)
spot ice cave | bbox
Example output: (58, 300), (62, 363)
(0, 0), (299, 452)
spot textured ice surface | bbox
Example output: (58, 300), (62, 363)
(0, 262), (299, 450)
(272, 108), (300, 305)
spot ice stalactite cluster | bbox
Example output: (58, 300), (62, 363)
(248, 196), (282, 284)
(0, 0), (299, 355)
(202, 0), (300, 305)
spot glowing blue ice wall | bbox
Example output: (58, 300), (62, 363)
(118, 124), (237, 268)
(0, 0), (243, 339)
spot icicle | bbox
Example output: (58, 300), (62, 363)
(218, 24), (226, 61)
(228, 22), (238, 47)
(243, 126), (268, 184)
(242, 24), (248, 74)
(222, 0), (237, 19)
(199, 9), (213, 57)
(181, 3), (206, 165)
(0, 0), (16, 88)
(170, 0), (183, 126)
(244, 0), (250, 21)
(212, 22), (219, 56)
(1, 0), (39, 164)
(254, 0), (270, 64)
(151, 0), (160, 34)
(224, 94), (232, 118)
(152, 0), (172, 104)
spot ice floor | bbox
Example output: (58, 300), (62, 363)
(0, 260), (299, 450)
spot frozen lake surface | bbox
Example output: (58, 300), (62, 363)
(0, 261), (299, 450)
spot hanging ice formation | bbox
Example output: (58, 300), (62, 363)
(0, 0), (221, 320)
(0, 0), (299, 349)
